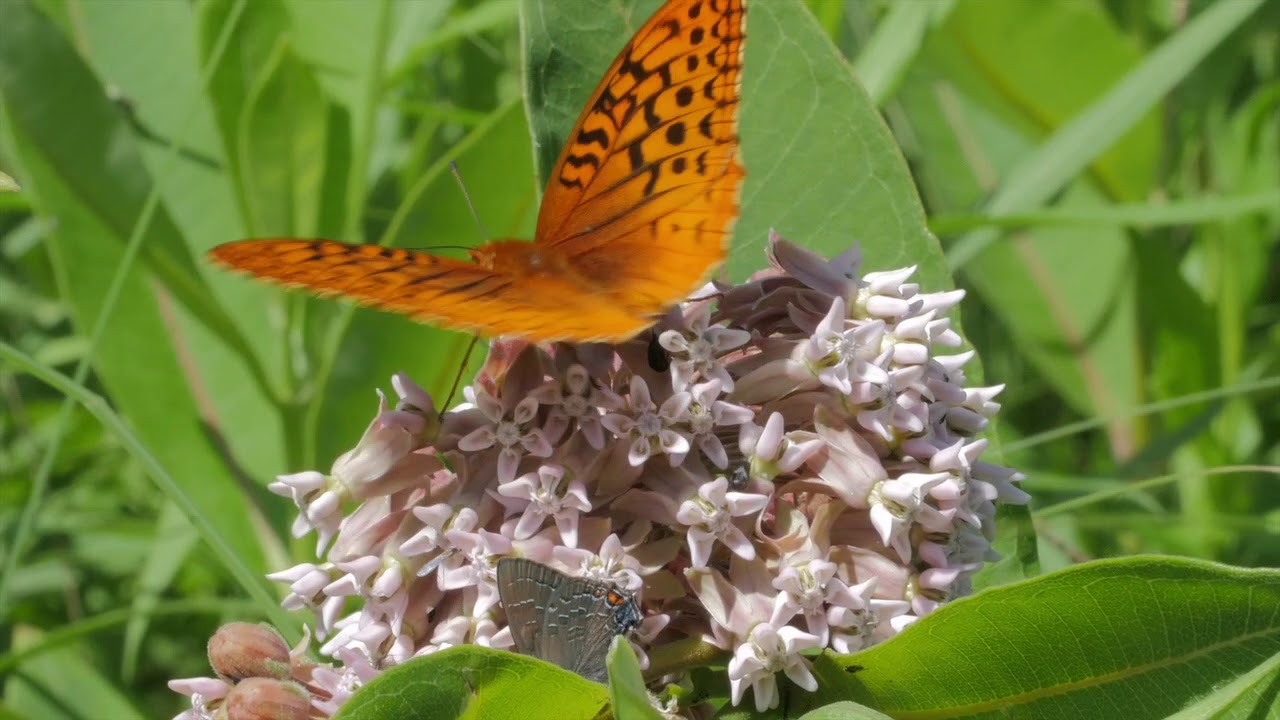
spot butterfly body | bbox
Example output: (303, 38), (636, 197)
(210, 0), (746, 344)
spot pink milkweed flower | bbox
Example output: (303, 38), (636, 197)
(168, 676), (230, 720)
(682, 378), (754, 469)
(869, 472), (958, 562)
(727, 620), (822, 711)
(803, 296), (889, 396)
(455, 387), (553, 484)
(738, 411), (823, 483)
(825, 576), (910, 654)
(659, 300), (750, 391)
(768, 558), (847, 645)
(552, 531), (645, 591)
(602, 376), (692, 466)
(495, 464), (591, 547)
(179, 236), (1030, 718)
(531, 363), (617, 448)
(677, 476), (770, 568)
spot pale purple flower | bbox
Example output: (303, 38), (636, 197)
(601, 376), (691, 466)
(437, 528), (512, 614)
(552, 532), (644, 591)
(825, 576), (910, 654)
(768, 558), (845, 644)
(682, 379), (754, 468)
(532, 363), (615, 448)
(266, 562), (346, 636)
(496, 464), (591, 546)
(659, 301), (750, 390)
(307, 644), (381, 716)
(456, 387), (552, 484)
(727, 621), (822, 711)
(739, 412), (823, 483)
(168, 676), (230, 720)
(803, 297), (890, 396)
(869, 471), (958, 562)
(676, 477), (769, 568)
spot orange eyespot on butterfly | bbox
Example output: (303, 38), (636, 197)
(209, 0), (747, 344)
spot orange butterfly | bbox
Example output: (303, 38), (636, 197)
(211, 0), (746, 344)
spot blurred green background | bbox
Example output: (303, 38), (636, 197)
(1, 0), (1277, 716)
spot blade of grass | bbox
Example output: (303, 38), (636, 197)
(945, 0), (1266, 270)
(0, 0), (255, 614)
(0, 340), (296, 634)
(930, 189), (1280, 234)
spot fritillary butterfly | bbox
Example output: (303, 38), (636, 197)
(211, 0), (747, 343)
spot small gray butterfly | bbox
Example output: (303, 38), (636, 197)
(495, 558), (643, 684)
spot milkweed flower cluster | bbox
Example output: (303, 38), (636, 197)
(171, 234), (1027, 718)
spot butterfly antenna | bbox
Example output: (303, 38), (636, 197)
(440, 334), (481, 418)
(450, 160), (490, 241)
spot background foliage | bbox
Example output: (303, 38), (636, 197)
(0, 0), (1277, 717)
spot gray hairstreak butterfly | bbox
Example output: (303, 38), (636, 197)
(495, 558), (643, 684)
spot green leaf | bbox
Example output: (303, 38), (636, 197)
(735, 0), (942, 287)
(795, 701), (893, 720)
(794, 556), (1280, 719)
(238, 40), (332, 237)
(333, 645), (608, 720)
(608, 636), (663, 720)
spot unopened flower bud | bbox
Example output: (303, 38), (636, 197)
(224, 677), (311, 720)
(207, 622), (291, 681)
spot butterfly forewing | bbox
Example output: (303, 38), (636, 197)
(208, 0), (747, 343)
(210, 239), (648, 341)
(535, 0), (747, 314)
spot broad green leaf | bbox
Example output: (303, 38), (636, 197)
(239, 41), (331, 238)
(796, 701), (892, 720)
(62, 0), (291, 486)
(794, 556), (1280, 719)
(333, 645), (608, 720)
(608, 636), (663, 720)
(197, 0), (291, 221)
(735, 1), (942, 286)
